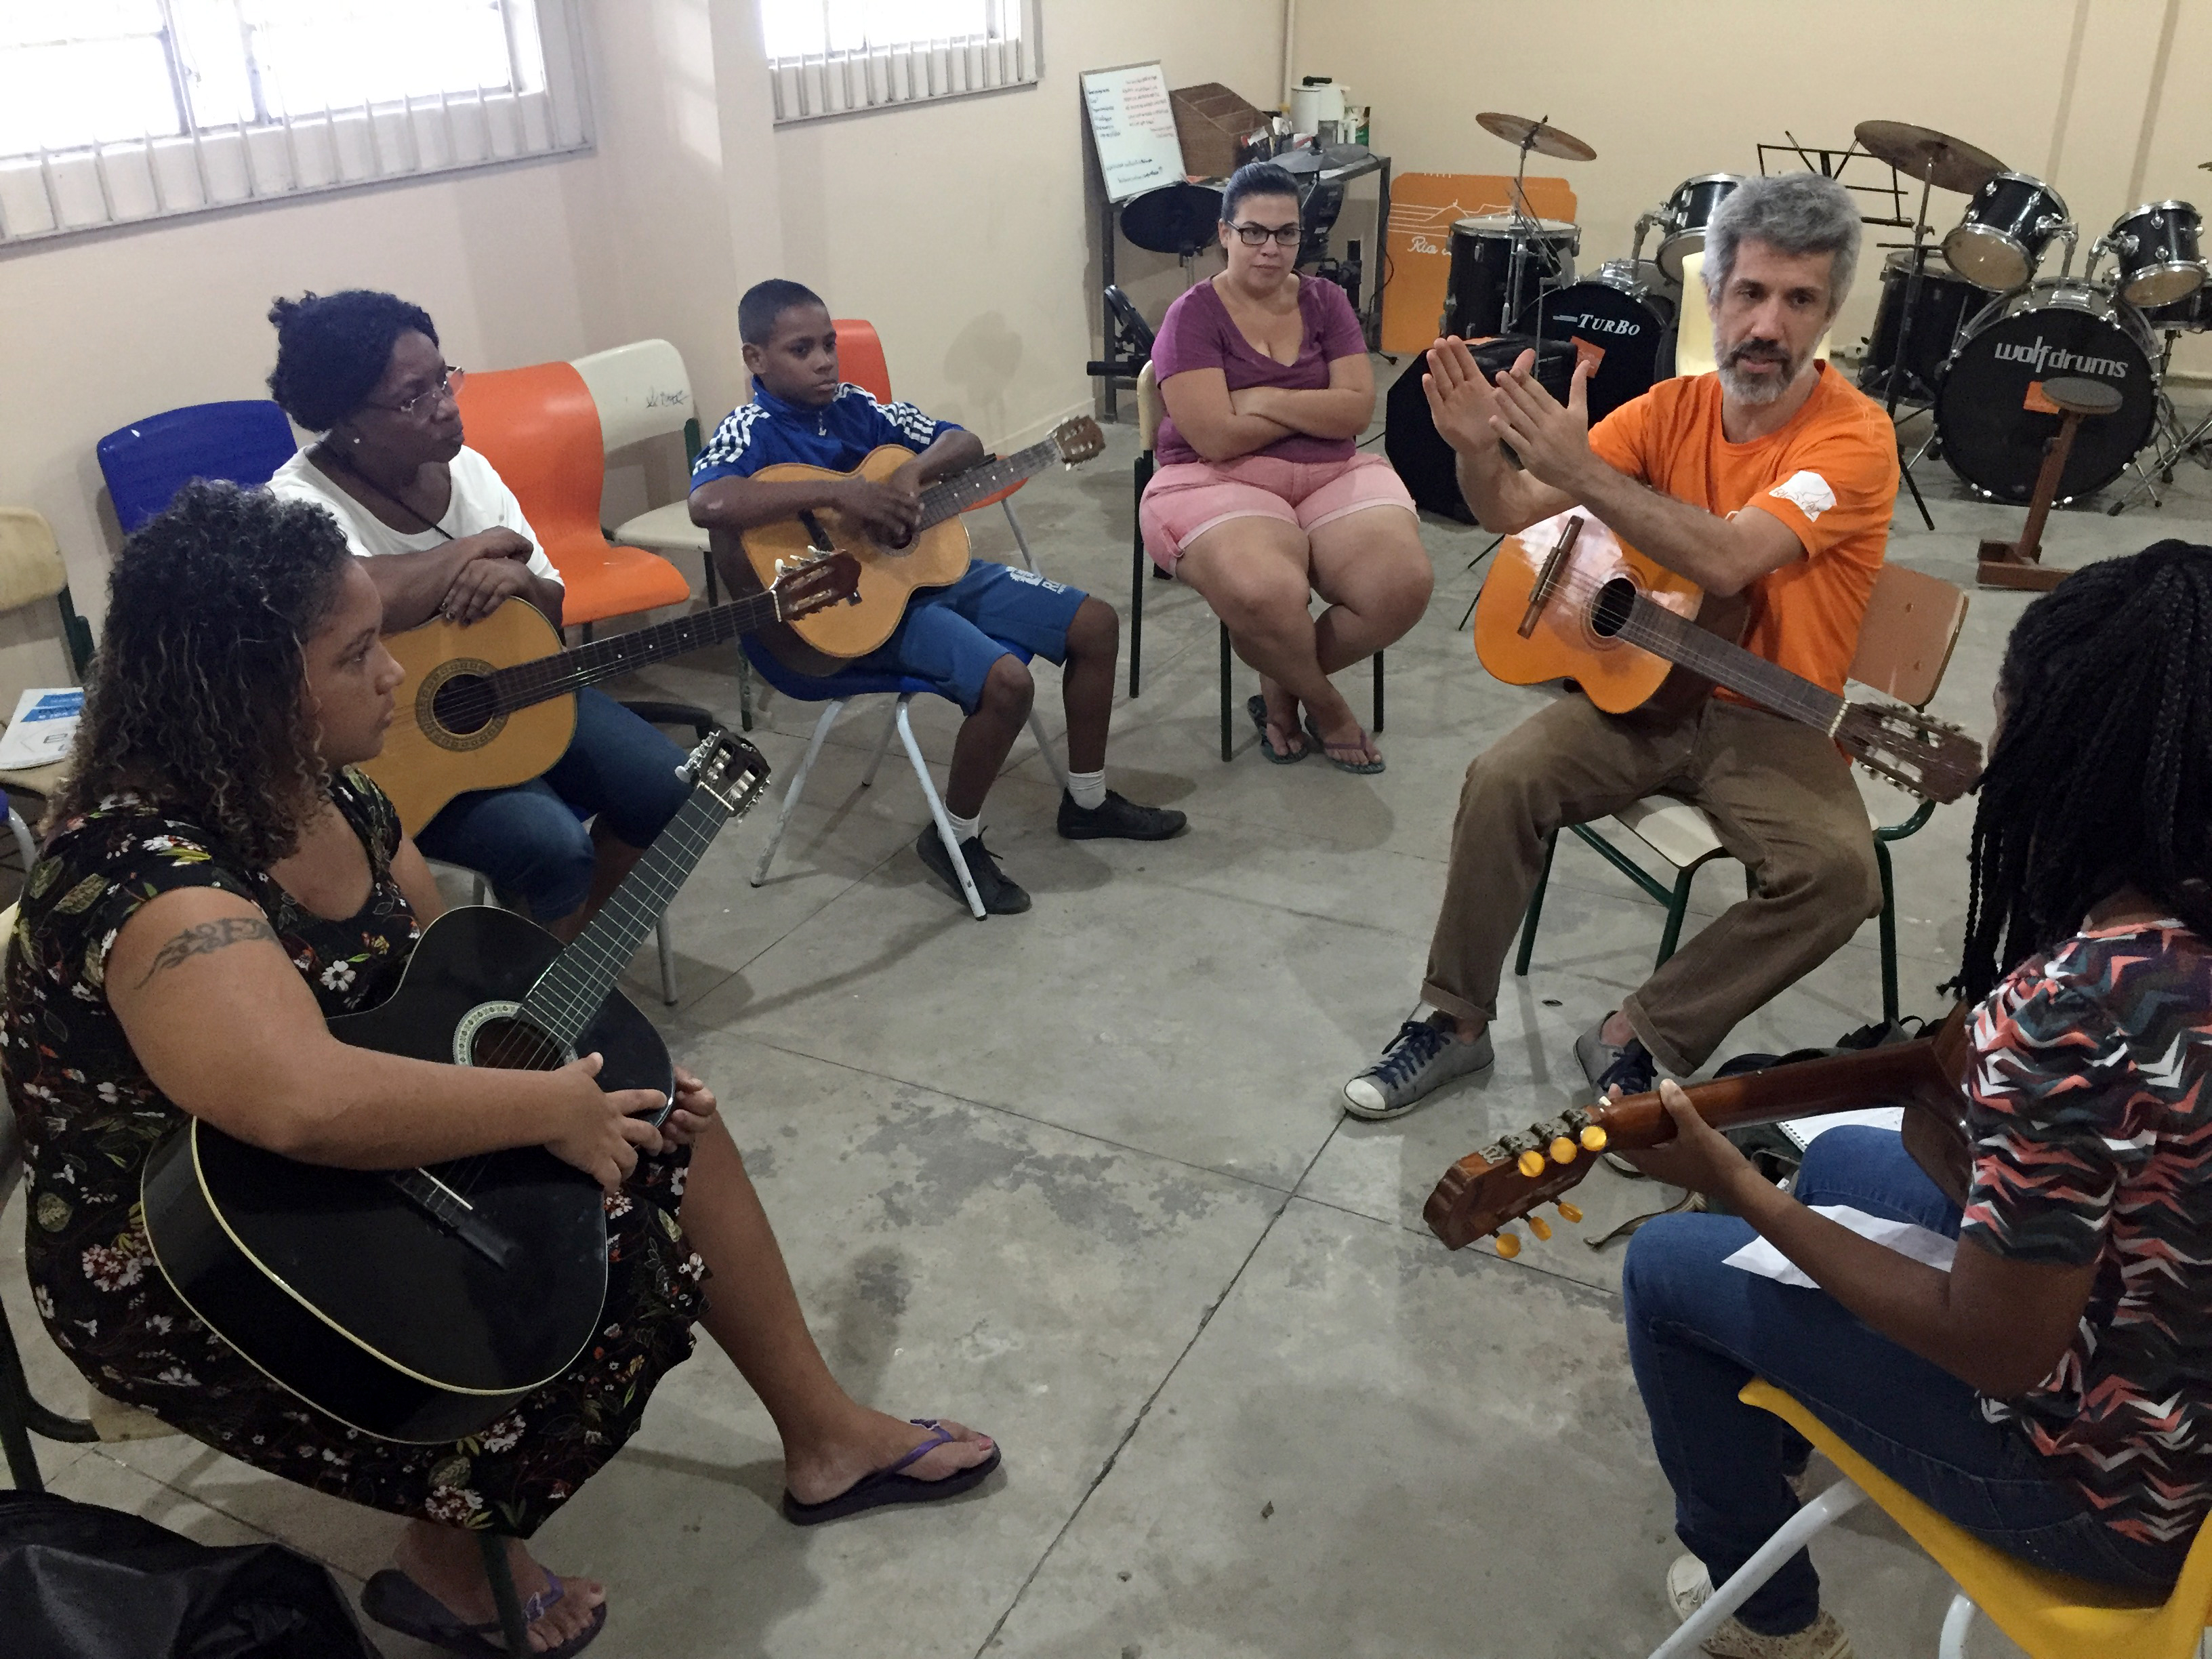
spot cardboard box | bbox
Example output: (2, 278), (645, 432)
(1170, 83), (1268, 181)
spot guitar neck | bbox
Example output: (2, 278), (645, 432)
(916, 437), (1059, 530)
(1618, 593), (1847, 736)
(485, 589), (784, 715)
(520, 781), (738, 1046)
(1589, 1030), (1950, 1150)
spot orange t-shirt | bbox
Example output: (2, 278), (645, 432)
(1587, 364), (1900, 695)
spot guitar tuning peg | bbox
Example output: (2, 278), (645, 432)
(1517, 1149), (1547, 1179)
(1580, 1126), (1608, 1152)
(1549, 1135), (1578, 1165)
(1494, 1230), (1522, 1259)
(1557, 1201), (1584, 1224)
(1528, 1214), (1553, 1242)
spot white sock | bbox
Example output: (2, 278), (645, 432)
(943, 808), (981, 843)
(1065, 769), (1107, 811)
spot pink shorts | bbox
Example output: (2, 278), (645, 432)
(1139, 452), (1416, 571)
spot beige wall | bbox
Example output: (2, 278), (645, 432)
(1293, 0), (2211, 378)
(0, 0), (1284, 650)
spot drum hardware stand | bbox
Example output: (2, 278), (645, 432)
(1457, 534), (1507, 631)
(1978, 375), (2120, 589)
(1877, 165), (1946, 533)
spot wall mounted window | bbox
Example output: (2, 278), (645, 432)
(0, 1), (592, 245)
(763, 0), (1039, 124)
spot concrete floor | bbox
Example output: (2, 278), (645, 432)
(5, 369), (2211, 1658)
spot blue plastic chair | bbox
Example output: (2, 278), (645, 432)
(96, 401), (299, 531)
(741, 636), (1068, 920)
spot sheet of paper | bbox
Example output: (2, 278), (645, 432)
(1722, 1203), (1957, 1288)
(1081, 62), (1185, 203)
(0, 687), (82, 771)
(1779, 1107), (1904, 1151)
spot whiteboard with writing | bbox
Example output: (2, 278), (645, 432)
(1082, 62), (1185, 203)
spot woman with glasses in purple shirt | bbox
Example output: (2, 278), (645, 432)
(1139, 162), (1432, 772)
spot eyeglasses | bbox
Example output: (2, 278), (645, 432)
(1229, 222), (1303, 247)
(367, 366), (466, 419)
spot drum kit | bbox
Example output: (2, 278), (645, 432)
(1433, 111), (2210, 508)
(1853, 118), (2208, 506)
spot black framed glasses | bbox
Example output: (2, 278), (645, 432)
(367, 366), (466, 419)
(1229, 222), (1303, 247)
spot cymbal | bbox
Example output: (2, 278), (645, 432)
(1853, 120), (2005, 194)
(1477, 110), (1596, 163)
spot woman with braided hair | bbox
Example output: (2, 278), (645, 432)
(1611, 541), (2212, 1659)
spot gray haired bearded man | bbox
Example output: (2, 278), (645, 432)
(1345, 171), (1902, 1122)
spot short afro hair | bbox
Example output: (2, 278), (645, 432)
(738, 279), (827, 347)
(266, 289), (439, 432)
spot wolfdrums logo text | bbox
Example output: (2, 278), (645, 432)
(1990, 335), (2132, 379)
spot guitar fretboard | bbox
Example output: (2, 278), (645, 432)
(1614, 593), (1846, 735)
(519, 766), (762, 1046)
(483, 589), (785, 716)
(915, 436), (1062, 531)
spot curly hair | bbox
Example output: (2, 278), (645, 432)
(52, 481), (356, 867)
(1954, 539), (2212, 1000)
(266, 289), (438, 432)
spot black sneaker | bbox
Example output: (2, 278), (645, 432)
(915, 827), (1031, 915)
(1576, 1012), (1658, 1101)
(1057, 788), (1187, 841)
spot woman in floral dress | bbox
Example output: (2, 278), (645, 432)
(5, 483), (998, 1656)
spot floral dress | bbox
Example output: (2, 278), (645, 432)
(4, 773), (705, 1537)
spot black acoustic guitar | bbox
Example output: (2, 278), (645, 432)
(142, 731), (769, 1443)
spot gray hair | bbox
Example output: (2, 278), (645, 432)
(1702, 173), (1862, 314)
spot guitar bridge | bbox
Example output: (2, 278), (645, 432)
(387, 1168), (519, 1270)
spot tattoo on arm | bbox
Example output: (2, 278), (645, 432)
(137, 918), (281, 985)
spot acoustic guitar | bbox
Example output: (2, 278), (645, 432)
(733, 417), (1107, 659)
(142, 731), (769, 1443)
(367, 552), (857, 835)
(1424, 1006), (1973, 1258)
(1474, 511), (1983, 804)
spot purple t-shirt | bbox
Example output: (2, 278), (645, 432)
(1151, 276), (1368, 466)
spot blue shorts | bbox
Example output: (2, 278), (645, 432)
(854, 561), (1088, 715)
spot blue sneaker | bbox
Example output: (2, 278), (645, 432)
(1343, 1013), (1494, 1120)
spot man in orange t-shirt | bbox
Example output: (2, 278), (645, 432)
(1345, 172), (1900, 1132)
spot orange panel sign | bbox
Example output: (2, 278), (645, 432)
(1380, 171), (1578, 355)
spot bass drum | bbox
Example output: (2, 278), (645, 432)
(1513, 260), (1677, 424)
(1936, 281), (2158, 501)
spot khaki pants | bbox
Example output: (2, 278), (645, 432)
(1420, 695), (1882, 1073)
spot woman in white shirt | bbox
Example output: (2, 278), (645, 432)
(264, 289), (689, 936)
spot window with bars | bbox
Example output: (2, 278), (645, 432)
(0, 1), (591, 245)
(762, 0), (1040, 125)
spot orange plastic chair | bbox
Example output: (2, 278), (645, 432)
(831, 319), (1040, 573)
(454, 361), (693, 632)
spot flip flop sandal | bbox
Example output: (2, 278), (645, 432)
(1246, 695), (1309, 763)
(1302, 712), (1386, 775)
(781, 1418), (1004, 1525)
(360, 1566), (607, 1658)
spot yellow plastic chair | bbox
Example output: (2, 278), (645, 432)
(1652, 1377), (2212, 1659)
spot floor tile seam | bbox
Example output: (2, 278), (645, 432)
(81, 1441), (363, 1574)
(967, 1114), (1349, 1658)
(686, 836), (914, 998)
(724, 1027), (1316, 1200)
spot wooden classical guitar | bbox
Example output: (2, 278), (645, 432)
(1475, 512), (1982, 803)
(142, 731), (769, 1443)
(366, 552), (857, 835)
(734, 416), (1106, 659)
(1424, 1007), (1973, 1258)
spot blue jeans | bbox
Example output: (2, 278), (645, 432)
(413, 689), (691, 921)
(1621, 1126), (2185, 1635)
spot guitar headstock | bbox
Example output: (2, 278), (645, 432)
(1835, 701), (1984, 804)
(769, 550), (863, 617)
(679, 730), (773, 816)
(1425, 1107), (1612, 1255)
(1050, 416), (1106, 466)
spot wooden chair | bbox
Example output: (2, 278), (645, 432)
(1126, 363), (1385, 760)
(1650, 1378), (2212, 1659)
(1515, 563), (1968, 1028)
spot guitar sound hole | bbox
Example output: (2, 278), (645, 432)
(430, 674), (497, 737)
(1591, 577), (1637, 639)
(468, 1017), (567, 1072)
